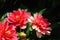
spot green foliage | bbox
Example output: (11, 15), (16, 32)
(0, 13), (7, 22)
(39, 8), (46, 14)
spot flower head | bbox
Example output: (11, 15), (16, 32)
(7, 9), (31, 29)
(28, 13), (51, 37)
(0, 19), (18, 40)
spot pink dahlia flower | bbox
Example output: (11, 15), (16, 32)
(28, 13), (51, 37)
(7, 9), (31, 29)
(0, 19), (18, 40)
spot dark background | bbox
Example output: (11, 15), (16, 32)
(0, 0), (60, 40)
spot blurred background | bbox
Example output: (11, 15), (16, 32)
(0, 0), (60, 40)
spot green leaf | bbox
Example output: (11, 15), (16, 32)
(39, 8), (46, 14)
(26, 23), (33, 37)
(0, 13), (7, 21)
(29, 27), (33, 31)
(27, 38), (30, 40)
(26, 23), (30, 36)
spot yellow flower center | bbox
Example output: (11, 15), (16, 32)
(16, 16), (19, 18)
(6, 31), (11, 34)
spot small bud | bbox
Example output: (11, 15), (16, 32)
(19, 32), (26, 37)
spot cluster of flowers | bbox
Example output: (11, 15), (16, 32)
(0, 9), (51, 40)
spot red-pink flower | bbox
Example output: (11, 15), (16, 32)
(0, 19), (18, 40)
(28, 13), (51, 37)
(7, 9), (31, 29)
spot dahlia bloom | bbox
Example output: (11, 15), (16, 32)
(0, 19), (18, 40)
(28, 13), (51, 37)
(7, 9), (31, 29)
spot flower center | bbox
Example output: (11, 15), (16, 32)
(16, 16), (19, 19)
(6, 31), (11, 34)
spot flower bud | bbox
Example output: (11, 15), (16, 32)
(19, 32), (26, 37)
